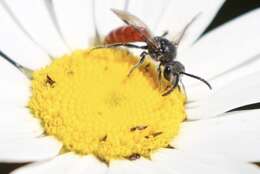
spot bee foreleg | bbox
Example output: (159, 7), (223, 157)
(162, 74), (179, 96)
(157, 63), (162, 88)
(179, 78), (187, 99)
(128, 51), (148, 77)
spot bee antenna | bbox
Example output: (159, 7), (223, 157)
(180, 72), (212, 90)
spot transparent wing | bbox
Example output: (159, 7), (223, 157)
(111, 8), (158, 48)
(172, 13), (201, 45)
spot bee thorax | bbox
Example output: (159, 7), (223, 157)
(148, 37), (177, 64)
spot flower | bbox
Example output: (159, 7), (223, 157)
(0, 0), (260, 174)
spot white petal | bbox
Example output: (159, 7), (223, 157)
(109, 158), (170, 174)
(180, 9), (260, 86)
(0, 57), (30, 105)
(10, 153), (79, 174)
(152, 149), (260, 174)
(71, 155), (108, 174)
(156, 0), (225, 50)
(0, 107), (43, 139)
(173, 110), (260, 162)
(185, 54), (260, 102)
(51, 0), (95, 50)
(4, 0), (70, 57)
(206, 54), (260, 93)
(127, 0), (171, 32)
(0, 136), (62, 162)
(94, 0), (125, 36)
(187, 70), (260, 119)
(0, 3), (50, 69)
(11, 154), (107, 174)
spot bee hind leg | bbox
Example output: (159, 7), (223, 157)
(89, 43), (147, 53)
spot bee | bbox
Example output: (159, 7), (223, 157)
(101, 9), (212, 96)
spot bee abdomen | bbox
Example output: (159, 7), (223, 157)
(105, 26), (148, 44)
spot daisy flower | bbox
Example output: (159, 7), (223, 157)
(0, 0), (260, 174)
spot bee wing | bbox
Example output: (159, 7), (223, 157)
(172, 13), (201, 46)
(111, 8), (158, 48)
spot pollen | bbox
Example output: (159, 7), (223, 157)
(28, 48), (186, 162)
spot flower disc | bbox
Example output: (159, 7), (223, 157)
(28, 48), (186, 162)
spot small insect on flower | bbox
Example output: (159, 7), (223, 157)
(96, 9), (212, 96)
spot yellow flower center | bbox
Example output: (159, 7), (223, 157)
(28, 48), (186, 162)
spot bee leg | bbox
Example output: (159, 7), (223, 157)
(89, 44), (147, 53)
(108, 43), (148, 49)
(161, 31), (169, 37)
(128, 51), (148, 77)
(179, 78), (187, 99)
(173, 14), (201, 45)
(157, 63), (162, 89)
(162, 74), (179, 96)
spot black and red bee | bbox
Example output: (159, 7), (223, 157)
(101, 9), (212, 96)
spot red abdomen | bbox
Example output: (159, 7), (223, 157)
(105, 26), (148, 44)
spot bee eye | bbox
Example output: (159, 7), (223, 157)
(165, 66), (172, 74)
(163, 66), (173, 81)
